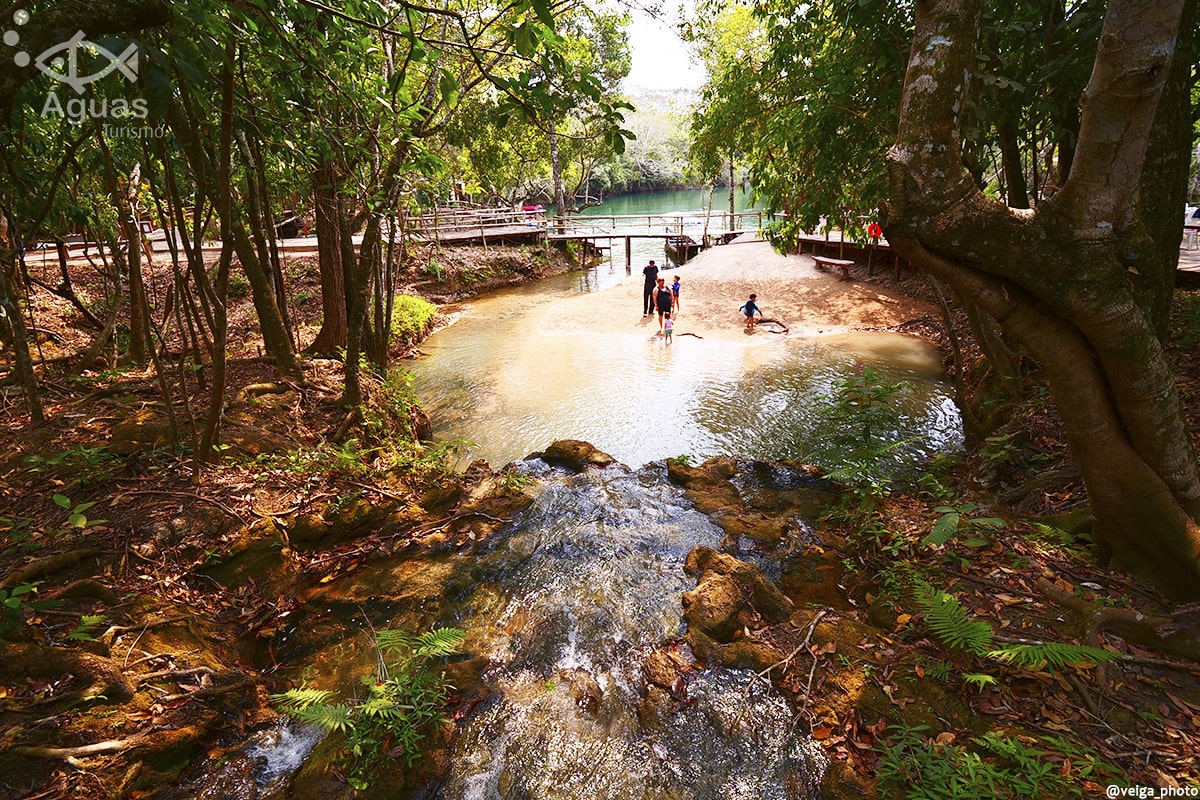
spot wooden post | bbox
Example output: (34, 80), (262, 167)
(625, 236), (631, 268)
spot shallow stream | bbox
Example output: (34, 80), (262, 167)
(438, 460), (826, 799)
(409, 273), (961, 470)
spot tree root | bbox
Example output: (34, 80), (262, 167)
(5, 642), (135, 706)
(1037, 578), (1200, 669)
(234, 381), (298, 404)
(1, 549), (101, 588)
(11, 739), (137, 760)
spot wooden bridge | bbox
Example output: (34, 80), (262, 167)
(409, 207), (772, 265)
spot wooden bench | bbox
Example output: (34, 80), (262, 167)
(813, 255), (855, 280)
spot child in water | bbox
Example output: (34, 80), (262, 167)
(663, 312), (674, 342)
(739, 293), (762, 329)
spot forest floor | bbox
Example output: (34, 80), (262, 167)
(0, 240), (1198, 798)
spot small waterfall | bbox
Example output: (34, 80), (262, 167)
(441, 460), (826, 799)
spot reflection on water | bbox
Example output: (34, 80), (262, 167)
(410, 275), (961, 469)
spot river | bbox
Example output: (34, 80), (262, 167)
(409, 189), (960, 471)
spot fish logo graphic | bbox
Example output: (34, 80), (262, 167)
(33, 30), (138, 94)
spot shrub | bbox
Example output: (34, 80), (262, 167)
(391, 295), (437, 346)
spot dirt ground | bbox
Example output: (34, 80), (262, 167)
(540, 233), (932, 341)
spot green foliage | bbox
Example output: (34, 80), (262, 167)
(227, 272), (251, 298)
(24, 446), (122, 487)
(669, 454), (694, 467)
(66, 614), (107, 642)
(914, 580), (1120, 681)
(0, 582), (63, 637)
(922, 503), (1006, 548)
(272, 627), (466, 788)
(876, 723), (1123, 799)
(985, 642), (1116, 672)
(808, 365), (917, 489)
(52, 494), (104, 531)
(390, 295), (438, 346)
(915, 584), (994, 656)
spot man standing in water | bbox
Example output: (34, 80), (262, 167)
(652, 277), (674, 333)
(642, 259), (659, 315)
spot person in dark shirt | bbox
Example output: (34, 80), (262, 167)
(739, 293), (763, 329)
(642, 260), (659, 315)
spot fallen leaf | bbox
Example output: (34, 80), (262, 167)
(811, 727), (832, 740)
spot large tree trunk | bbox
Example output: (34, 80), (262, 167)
(306, 159), (349, 355)
(885, 0), (1200, 599)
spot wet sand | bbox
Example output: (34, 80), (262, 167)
(538, 233), (934, 343)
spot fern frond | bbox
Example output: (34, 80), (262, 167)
(375, 629), (418, 656)
(987, 642), (1121, 672)
(295, 702), (354, 733)
(412, 627), (466, 658)
(916, 586), (993, 656)
(270, 686), (337, 714)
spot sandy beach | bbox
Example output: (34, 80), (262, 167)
(539, 233), (934, 342)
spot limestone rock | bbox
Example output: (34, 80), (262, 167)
(682, 547), (794, 642)
(534, 440), (617, 471)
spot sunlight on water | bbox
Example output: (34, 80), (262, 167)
(410, 276), (961, 469)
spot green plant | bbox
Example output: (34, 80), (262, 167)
(913, 580), (1119, 677)
(52, 493), (104, 531)
(979, 432), (1020, 466)
(499, 467), (532, 492)
(830, 366), (906, 449)
(669, 454), (694, 467)
(272, 627), (466, 789)
(922, 503), (1006, 548)
(876, 723), (1118, 799)
(808, 365), (919, 491)
(25, 445), (122, 486)
(228, 272), (251, 298)
(423, 258), (445, 282)
(66, 614), (107, 642)
(390, 295), (437, 346)
(1, 582), (62, 637)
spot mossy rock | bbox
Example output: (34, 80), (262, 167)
(682, 547), (794, 642)
(109, 408), (175, 454)
(534, 440), (617, 471)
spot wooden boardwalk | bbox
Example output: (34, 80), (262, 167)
(23, 209), (1200, 281)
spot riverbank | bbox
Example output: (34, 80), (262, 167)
(539, 233), (933, 342)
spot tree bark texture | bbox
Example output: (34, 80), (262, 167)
(885, 0), (1200, 598)
(306, 160), (349, 355)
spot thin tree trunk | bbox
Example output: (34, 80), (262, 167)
(0, 244), (43, 423)
(196, 39), (236, 475)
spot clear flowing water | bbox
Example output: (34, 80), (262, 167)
(410, 272), (960, 470)
(437, 460), (826, 800)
